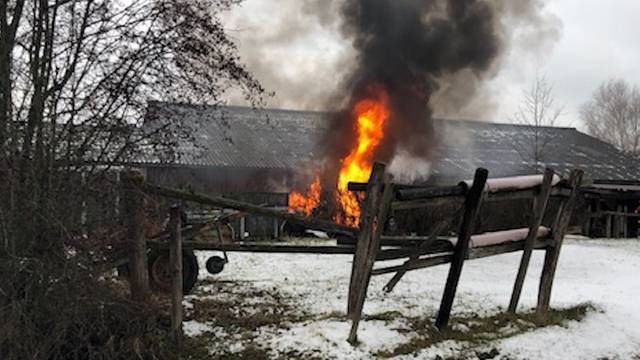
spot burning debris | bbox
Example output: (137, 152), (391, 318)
(288, 176), (321, 216)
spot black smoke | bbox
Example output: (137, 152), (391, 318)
(321, 0), (505, 174)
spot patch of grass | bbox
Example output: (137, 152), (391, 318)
(190, 297), (298, 331)
(188, 280), (310, 332)
(219, 343), (271, 360)
(376, 303), (596, 358)
(274, 349), (327, 360)
(314, 310), (347, 321)
(181, 335), (216, 359)
(364, 310), (405, 322)
(184, 280), (322, 358)
(182, 337), (271, 360)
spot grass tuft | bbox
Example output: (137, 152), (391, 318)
(376, 303), (596, 358)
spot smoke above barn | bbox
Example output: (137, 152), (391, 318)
(290, 0), (556, 224)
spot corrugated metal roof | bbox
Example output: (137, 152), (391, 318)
(140, 102), (640, 182)
(430, 120), (640, 181)
(141, 102), (328, 169)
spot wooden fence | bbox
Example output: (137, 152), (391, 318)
(121, 163), (583, 344)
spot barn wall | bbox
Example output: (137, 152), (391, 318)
(142, 165), (292, 239)
(143, 165), (295, 193)
(391, 196), (590, 237)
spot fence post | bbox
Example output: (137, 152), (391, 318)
(121, 169), (151, 300)
(508, 168), (555, 313)
(537, 169), (583, 315)
(347, 165), (392, 344)
(435, 168), (488, 330)
(169, 204), (184, 349)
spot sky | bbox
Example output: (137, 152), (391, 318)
(221, 0), (640, 130)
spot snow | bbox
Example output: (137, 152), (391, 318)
(183, 320), (215, 337)
(463, 174), (562, 192)
(269, 319), (408, 358)
(450, 226), (550, 248)
(186, 237), (640, 359)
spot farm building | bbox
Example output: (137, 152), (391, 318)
(135, 101), (640, 239)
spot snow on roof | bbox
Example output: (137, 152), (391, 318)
(139, 102), (640, 182)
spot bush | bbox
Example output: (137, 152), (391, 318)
(0, 254), (177, 360)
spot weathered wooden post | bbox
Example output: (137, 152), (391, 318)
(435, 168), (488, 330)
(347, 163), (386, 318)
(346, 163), (388, 344)
(121, 169), (151, 300)
(508, 168), (555, 313)
(537, 169), (583, 315)
(169, 204), (184, 349)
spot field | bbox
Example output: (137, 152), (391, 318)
(183, 237), (640, 359)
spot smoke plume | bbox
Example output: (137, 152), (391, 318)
(320, 0), (561, 182)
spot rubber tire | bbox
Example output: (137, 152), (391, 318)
(148, 248), (199, 295)
(205, 255), (226, 275)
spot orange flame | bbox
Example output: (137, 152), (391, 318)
(336, 87), (390, 226)
(287, 86), (389, 226)
(288, 176), (321, 216)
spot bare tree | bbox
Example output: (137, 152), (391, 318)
(512, 75), (564, 170)
(0, 0), (265, 256)
(0, 2), (267, 357)
(580, 79), (640, 154)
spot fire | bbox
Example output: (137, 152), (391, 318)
(288, 176), (321, 216)
(336, 87), (390, 226)
(287, 86), (389, 227)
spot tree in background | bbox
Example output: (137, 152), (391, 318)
(0, 0), (264, 257)
(0, 1), (264, 358)
(511, 75), (564, 170)
(580, 79), (640, 154)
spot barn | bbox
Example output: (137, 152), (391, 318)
(135, 101), (640, 238)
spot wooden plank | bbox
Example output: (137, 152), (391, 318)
(383, 221), (449, 293)
(150, 241), (358, 254)
(375, 244), (453, 260)
(537, 169), (583, 315)
(391, 187), (570, 210)
(142, 183), (357, 236)
(121, 170), (151, 300)
(396, 183), (571, 202)
(391, 197), (464, 210)
(372, 238), (550, 276)
(348, 171), (394, 344)
(467, 238), (549, 259)
(435, 168), (488, 330)
(347, 163), (386, 317)
(508, 168), (555, 313)
(169, 205), (184, 349)
(396, 184), (467, 201)
(151, 239), (455, 260)
(338, 234), (454, 248)
(373, 254), (453, 275)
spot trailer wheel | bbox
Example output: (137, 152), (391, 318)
(148, 248), (199, 295)
(205, 255), (226, 274)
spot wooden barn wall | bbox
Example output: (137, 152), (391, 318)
(391, 195), (590, 237)
(143, 165), (291, 239)
(143, 165), (294, 193)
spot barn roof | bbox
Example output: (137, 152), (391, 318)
(140, 101), (640, 182)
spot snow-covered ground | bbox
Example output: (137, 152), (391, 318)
(184, 237), (640, 359)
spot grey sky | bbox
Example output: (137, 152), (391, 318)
(222, 0), (640, 130)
